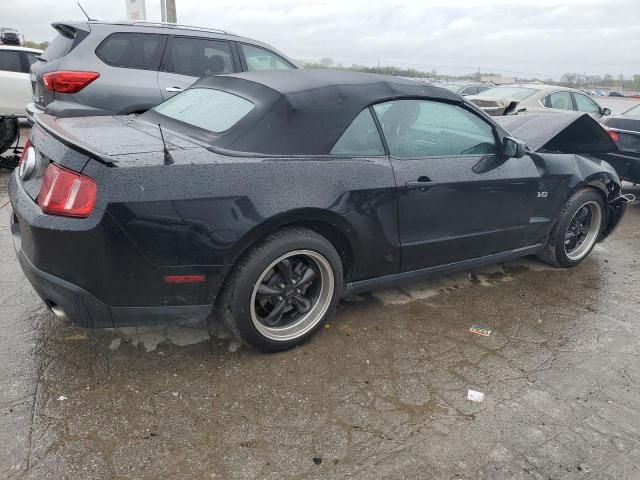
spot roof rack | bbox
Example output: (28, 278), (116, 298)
(127, 21), (233, 35)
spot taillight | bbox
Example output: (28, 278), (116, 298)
(18, 139), (31, 165)
(42, 71), (100, 94)
(607, 129), (620, 143)
(38, 163), (97, 218)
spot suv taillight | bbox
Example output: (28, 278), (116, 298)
(38, 163), (97, 218)
(42, 71), (100, 94)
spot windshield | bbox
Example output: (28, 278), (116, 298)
(623, 105), (640, 117)
(477, 86), (537, 100)
(153, 88), (255, 133)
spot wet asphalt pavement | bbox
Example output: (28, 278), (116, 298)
(1, 166), (640, 479)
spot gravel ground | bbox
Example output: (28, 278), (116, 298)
(1, 166), (640, 480)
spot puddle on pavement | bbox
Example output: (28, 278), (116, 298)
(371, 257), (555, 306)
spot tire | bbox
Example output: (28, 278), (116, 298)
(218, 227), (343, 352)
(0, 117), (18, 155)
(538, 188), (606, 268)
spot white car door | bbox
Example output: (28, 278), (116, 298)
(0, 49), (32, 116)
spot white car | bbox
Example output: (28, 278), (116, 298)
(0, 45), (42, 116)
(467, 84), (611, 120)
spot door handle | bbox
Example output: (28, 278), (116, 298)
(405, 176), (436, 189)
(165, 86), (183, 93)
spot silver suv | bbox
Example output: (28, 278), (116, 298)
(26, 21), (297, 123)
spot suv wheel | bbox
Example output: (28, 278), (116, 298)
(218, 227), (343, 352)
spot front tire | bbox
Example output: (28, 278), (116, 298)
(218, 227), (343, 352)
(538, 188), (606, 267)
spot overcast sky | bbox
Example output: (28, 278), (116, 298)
(3, 0), (639, 78)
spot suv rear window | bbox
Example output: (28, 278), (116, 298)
(96, 32), (167, 71)
(153, 88), (254, 133)
(41, 34), (75, 61)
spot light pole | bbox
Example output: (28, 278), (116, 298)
(160, 0), (177, 23)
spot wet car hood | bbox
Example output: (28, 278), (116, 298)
(495, 112), (617, 154)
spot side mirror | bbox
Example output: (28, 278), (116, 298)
(503, 136), (526, 158)
(601, 107), (611, 116)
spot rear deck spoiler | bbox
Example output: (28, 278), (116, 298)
(495, 112), (617, 154)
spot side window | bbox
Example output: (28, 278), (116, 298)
(96, 33), (166, 70)
(574, 93), (600, 114)
(330, 109), (385, 156)
(372, 100), (497, 158)
(240, 44), (293, 71)
(546, 91), (574, 111)
(0, 50), (23, 73)
(163, 37), (234, 77)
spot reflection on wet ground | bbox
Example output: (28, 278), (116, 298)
(1, 170), (640, 479)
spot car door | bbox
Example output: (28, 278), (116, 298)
(0, 49), (30, 115)
(372, 99), (543, 272)
(158, 36), (237, 100)
(573, 92), (604, 119)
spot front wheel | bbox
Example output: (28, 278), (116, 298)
(538, 188), (606, 267)
(218, 227), (343, 352)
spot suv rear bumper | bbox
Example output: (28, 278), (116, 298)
(26, 101), (113, 124)
(25, 102), (42, 125)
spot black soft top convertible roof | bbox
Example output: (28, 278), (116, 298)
(146, 69), (462, 155)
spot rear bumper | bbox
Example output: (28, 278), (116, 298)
(27, 100), (113, 123)
(25, 102), (42, 126)
(11, 213), (213, 328)
(9, 172), (225, 328)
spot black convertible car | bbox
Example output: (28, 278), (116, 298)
(9, 70), (629, 351)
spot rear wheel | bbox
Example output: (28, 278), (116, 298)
(218, 228), (343, 352)
(538, 189), (605, 267)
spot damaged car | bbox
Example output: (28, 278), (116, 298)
(468, 84), (611, 119)
(9, 69), (629, 351)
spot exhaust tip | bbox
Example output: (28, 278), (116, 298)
(50, 304), (69, 322)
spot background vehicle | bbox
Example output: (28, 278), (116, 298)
(601, 104), (640, 182)
(608, 91), (625, 97)
(468, 84), (611, 118)
(26, 20), (297, 123)
(436, 82), (493, 96)
(0, 28), (23, 46)
(0, 46), (42, 155)
(10, 70), (627, 352)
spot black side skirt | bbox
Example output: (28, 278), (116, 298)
(344, 244), (543, 295)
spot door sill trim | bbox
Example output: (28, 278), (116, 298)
(344, 244), (543, 295)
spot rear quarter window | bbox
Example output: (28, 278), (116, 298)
(96, 32), (167, 70)
(153, 88), (254, 133)
(41, 34), (75, 61)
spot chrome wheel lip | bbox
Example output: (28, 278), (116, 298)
(250, 250), (334, 342)
(564, 200), (603, 261)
